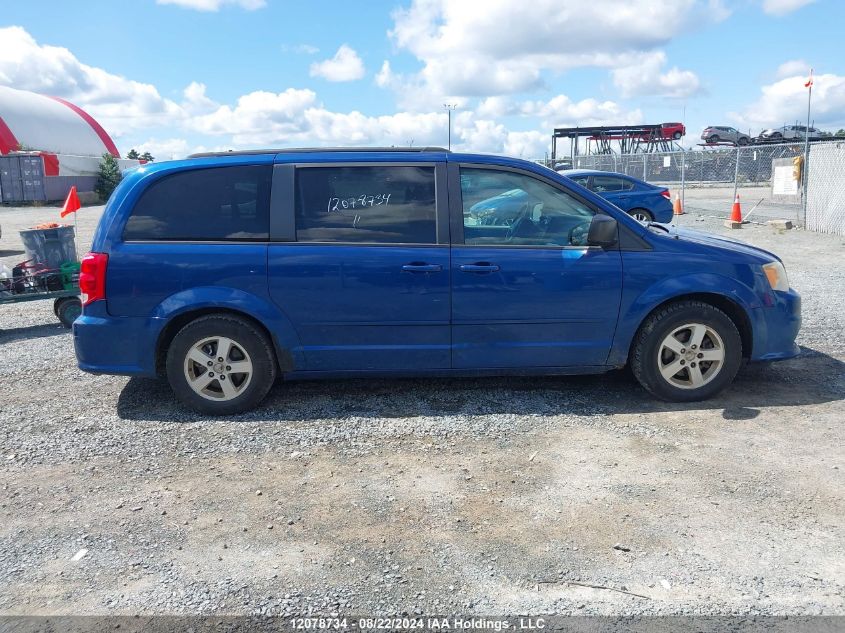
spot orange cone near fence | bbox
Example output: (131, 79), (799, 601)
(730, 193), (742, 222)
(673, 194), (684, 215)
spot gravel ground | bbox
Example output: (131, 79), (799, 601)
(679, 186), (801, 222)
(0, 203), (843, 616)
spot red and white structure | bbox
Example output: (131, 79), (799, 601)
(0, 85), (120, 158)
(0, 86), (139, 202)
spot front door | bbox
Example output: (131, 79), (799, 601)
(450, 165), (623, 369)
(268, 162), (451, 371)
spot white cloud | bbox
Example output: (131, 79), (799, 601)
(181, 81), (218, 115)
(309, 45), (365, 82)
(387, 0), (725, 98)
(188, 88), (319, 139)
(375, 61), (395, 88)
(129, 137), (192, 160)
(775, 59), (810, 79)
(0, 26), (182, 137)
(761, 0), (815, 16)
(0, 25), (658, 161)
(612, 51), (702, 99)
(732, 71), (845, 131)
(520, 95), (643, 128)
(156, 0), (266, 11)
(281, 43), (320, 55)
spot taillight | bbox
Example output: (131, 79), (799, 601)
(660, 190), (671, 199)
(79, 252), (108, 307)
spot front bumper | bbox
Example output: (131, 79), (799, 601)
(750, 288), (801, 361)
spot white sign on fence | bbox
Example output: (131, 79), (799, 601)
(772, 165), (798, 195)
(663, 156), (671, 168)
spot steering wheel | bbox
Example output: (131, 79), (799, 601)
(505, 204), (533, 241)
(568, 219), (591, 246)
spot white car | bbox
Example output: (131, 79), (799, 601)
(759, 125), (823, 142)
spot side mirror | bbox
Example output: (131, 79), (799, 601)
(587, 214), (618, 247)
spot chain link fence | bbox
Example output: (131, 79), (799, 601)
(564, 141), (816, 187)
(805, 141), (845, 236)
(532, 139), (845, 233)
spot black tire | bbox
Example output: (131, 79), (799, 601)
(672, 131), (682, 140)
(737, 137), (749, 146)
(56, 297), (82, 328)
(165, 314), (277, 415)
(629, 208), (653, 222)
(630, 301), (742, 402)
(708, 134), (720, 143)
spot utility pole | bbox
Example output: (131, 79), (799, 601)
(443, 104), (457, 150)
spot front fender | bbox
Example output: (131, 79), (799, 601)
(608, 272), (762, 366)
(151, 286), (304, 369)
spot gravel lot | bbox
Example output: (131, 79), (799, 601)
(0, 203), (843, 616)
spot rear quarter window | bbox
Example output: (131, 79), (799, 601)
(123, 165), (272, 241)
(591, 176), (633, 192)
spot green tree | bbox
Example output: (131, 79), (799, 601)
(95, 153), (122, 201)
(126, 149), (140, 159)
(836, 129), (845, 138)
(140, 151), (155, 162)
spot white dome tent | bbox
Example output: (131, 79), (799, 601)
(0, 85), (138, 203)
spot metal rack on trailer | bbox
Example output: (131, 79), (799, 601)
(551, 124), (683, 163)
(0, 260), (81, 328)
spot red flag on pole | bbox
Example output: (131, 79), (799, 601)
(804, 69), (814, 88)
(60, 186), (81, 218)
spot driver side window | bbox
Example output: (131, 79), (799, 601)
(460, 167), (595, 247)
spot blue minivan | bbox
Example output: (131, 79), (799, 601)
(74, 148), (801, 414)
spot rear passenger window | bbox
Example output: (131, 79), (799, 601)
(295, 166), (436, 244)
(591, 176), (633, 192)
(123, 165), (271, 241)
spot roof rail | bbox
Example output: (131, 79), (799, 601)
(188, 147), (450, 158)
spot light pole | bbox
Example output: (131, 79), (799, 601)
(443, 103), (457, 150)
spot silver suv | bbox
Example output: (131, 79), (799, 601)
(759, 125), (822, 142)
(701, 126), (751, 146)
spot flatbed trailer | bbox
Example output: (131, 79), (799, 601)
(0, 288), (81, 328)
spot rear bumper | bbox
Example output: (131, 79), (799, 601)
(749, 288), (801, 362)
(651, 200), (675, 223)
(73, 302), (161, 377)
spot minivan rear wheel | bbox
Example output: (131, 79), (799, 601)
(166, 315), (277, 415)
(631, 301), (742, 402)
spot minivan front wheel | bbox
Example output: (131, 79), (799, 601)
(166, 315), (277, 415)
(631, 301), (742, 401)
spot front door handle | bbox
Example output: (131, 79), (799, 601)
(402, 263), (443, 273)
(459, 263), (500, 273)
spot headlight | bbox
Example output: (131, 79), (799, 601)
(762, 261), (789, 292)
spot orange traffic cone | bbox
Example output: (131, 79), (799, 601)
(673, 194), (684, 216)
(724, 193), (743, 228)
(730, 193), (742, 222)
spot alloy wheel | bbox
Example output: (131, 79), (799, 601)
(657, 323), (725, 389)
(183, 336), (253, 401)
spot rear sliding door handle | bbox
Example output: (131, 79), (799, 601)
(402, 263), (443, 272)
(459, 263), (500, 273)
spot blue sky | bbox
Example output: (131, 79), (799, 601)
(1, 0), (842, 159)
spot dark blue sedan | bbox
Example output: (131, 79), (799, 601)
(559, 169), (674, 223)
